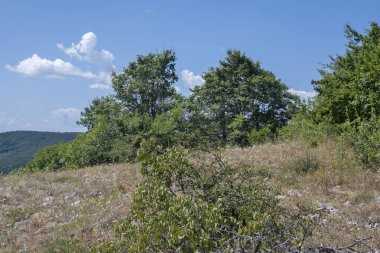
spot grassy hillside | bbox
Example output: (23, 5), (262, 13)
(0, 140), (379, 252)
(0, 131), (79, 174)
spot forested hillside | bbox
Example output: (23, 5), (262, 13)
(0, 131), (78, 174)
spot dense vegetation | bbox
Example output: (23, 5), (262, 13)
(18, 23), (380, 251)
(24, 49), (300, 172)
(0, 131), (78, 174)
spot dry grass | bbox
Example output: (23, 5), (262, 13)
(224, 139), (380, 250)
(1, 139), (379, 252)
(0, 163), (141, 252)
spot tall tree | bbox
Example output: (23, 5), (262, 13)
(312, 22), (380, 124)
(112, 50), (179, 118)
(190, 50), (298, 145)
(78, 96), (122, 130)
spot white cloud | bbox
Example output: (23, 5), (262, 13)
(6, 32), (115, 90)
(289, 89), (317, 100)
(0, 112), (30, 132)
(5, 54), (97, 79)
(89, 83), (112, 90)
(181, 69), (204, 88)
(57, 32), (115, 70)
(52, 107), (81, 119)
(88, 71), (113, 89)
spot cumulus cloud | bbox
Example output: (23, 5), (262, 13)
(181, 69), (204, 88)
(57, 32), (115, 70)
(289, 89), (317, 100)
(5, 54), (97, 79)
(6, 32), (115, 90)
(52, 107), (81, 119)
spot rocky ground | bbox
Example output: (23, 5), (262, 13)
(0, 163), (141, 252)
(0, 140), (379, 252)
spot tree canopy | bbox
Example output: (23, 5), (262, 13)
(112, 50), (179, 118)
(312, 22), (380, 124)
(25, 49), (299, 171)
(191, 50), (299, 145)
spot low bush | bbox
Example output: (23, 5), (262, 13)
(95, 142), (313, 252)
(340, 117), (380, 171)
(278, 112), (335, 147)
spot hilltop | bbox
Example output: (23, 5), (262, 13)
(0, 140), (379, 252)
(0, 131), (79, 174)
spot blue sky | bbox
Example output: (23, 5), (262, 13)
(1, 0), (380, 133)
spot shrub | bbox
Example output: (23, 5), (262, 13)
(278, 112), (335, 147)
(248, 125), (273, 145)
(95, 142), (313, 252)
(340, 117), (380, 171)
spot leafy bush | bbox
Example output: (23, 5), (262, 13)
(248, 125), (273, 145)
(340, 117), (380, 171)
(23, 142), (71, 172)
(95, 142), (313, 252)
(278, 112), (335, 147)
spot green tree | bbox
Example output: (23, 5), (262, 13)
(112, 50), (179, 118)
(190, 50), (299, 145)
(78, 96), (122, 130)
(312, 22), (380, 124)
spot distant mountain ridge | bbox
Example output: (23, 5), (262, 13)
(0, 131), (79, 174)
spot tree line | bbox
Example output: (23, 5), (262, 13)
(24, 22), (380, 173)
(24, 50), (301, 171)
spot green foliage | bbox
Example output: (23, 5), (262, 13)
(278, 111), (336, 147)
(25, 49), (303, 172)
(96, 143), (313, 252)
(191, 50), (300, 146)
(248, 125), (273, 145)
(23, 142), (71, 172)
(312, 22), (380, 124)
(78, 96), (122, 130)
(340, 117), (380, 171)
(0, 131), (78, 174)
(112, 50), (179, 118)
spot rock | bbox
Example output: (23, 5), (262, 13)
(41, 196), (54, 206)
(14, 219), (30, 230)
(375, 195), (380, 204)
(89, 189), (103, 198)
(317, 204), (338, 214)
(307, 213), (320, 220)
(343, 200), (351, 206)
(320, 219), (329, 225)
(367, 216), (380, 229)
(71, 200), (81, 206)
(0, 213), (5, 225)
(64, 191), (77, 201)
(275, 195), (286, 200)
(346, 220), (357, 225)
(287, 189), (302, 197)
(0, 195), (9, 205)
